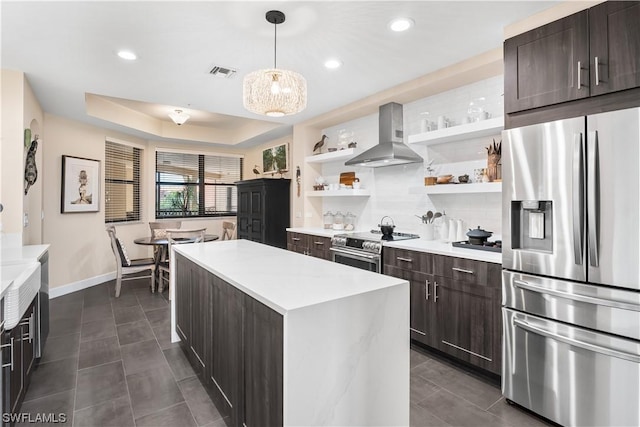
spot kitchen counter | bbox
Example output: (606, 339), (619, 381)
(172, 239), (406, 314)
(286, 227), (361, 238)
(170, 240), (409, 426)
(384, 239), (502, 264)
(0, 244), (50, 263)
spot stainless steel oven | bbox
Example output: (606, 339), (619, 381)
(330, 231), (419, 274)
(330, 246), (381, 273)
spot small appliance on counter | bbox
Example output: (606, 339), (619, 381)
(451, 226), (502, 253)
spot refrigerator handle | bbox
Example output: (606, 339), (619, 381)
(588, 131), (600, 267)
(573, 133), (584, 265)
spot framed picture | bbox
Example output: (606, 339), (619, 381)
(61, 155), (100, 213)
(262, 143), (288, 175)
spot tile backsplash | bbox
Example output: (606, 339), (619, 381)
(317, 76), (503, 239)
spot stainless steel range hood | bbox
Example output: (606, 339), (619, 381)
(345, 102), (423, 167)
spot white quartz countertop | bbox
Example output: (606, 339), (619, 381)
(286, 227), (361, 238)
(0, 244), (49, 263)
(173, 240), (407, 315)
(384, 239), (502, 264)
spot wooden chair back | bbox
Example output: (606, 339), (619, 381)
(222, 221), (236, 240)
(149, 221), (182, 238)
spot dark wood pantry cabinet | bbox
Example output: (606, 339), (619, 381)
(236, 179), (290, 249)
(175, 253), (283, 427)
(505, 1), (640, 115)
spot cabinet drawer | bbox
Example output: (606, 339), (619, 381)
(383, 248), (432, 273)
(433, 255), (501, 287)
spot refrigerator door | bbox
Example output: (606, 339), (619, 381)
(587, 108), (640, 290)
(503, 117), (586, 281)
(503, 270), (640, 341)
(503, 308), (640, 427)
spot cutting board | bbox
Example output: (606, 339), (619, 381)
(339, 172), (356, 186)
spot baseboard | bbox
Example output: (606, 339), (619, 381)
(49, 271), (116, 299)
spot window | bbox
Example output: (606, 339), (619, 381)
(155, 151), (242, 218)
(105, 141), (141, 223)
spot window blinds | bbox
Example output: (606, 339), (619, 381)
(105, 141), (141, 223)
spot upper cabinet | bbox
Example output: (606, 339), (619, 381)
(504, 10), (589, 113)
(589, 1), (640, 96)
(505, 2), (640, 114)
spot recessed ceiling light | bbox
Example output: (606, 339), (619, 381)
(324, 59), (342, 69)
(117, 50), (137, 61)
(389, 18), (414, 32)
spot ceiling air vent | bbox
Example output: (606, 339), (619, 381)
(209, 66), (236, 78)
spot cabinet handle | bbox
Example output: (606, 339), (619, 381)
(594, 56), (599, 86)
(1, 338), (14, 371)
(314, 241), (324, 246)
(396, 257), (413, 263)
(434, 281), (438, 302)
(425, 280), (430, 301)
(452, 267), (474, 275)
(577, 60), (582, 89)
(292, 237), (301, 241)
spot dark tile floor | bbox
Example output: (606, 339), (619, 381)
(24, 276), (553, 426)
(23, 277), (223, 427)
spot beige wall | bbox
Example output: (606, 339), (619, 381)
(0, 70), (44, 245)
(41, 114), (245, 289)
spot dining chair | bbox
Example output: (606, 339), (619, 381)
(222, 221), (236, 240)
(106, 225), (156, 298)
(149, 220), (182, 264)
(149, 220), (182, 238)
(158, 228), (207, 293)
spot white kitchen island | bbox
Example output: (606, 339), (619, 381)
(170, 239), (409, 427)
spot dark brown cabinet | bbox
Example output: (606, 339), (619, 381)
(175, 253), (283, 427)
(589, 1), (640, 96)
(383, 248), (435, 347)
(237, 179), (290, 249)
(286, 232), (331, 260)
(2, 296), (37, 414)
(432, 275), (501, 374)
(384, 249), (502, 374)
(504, 10), (589, 113)
(505, 2), (640, 114)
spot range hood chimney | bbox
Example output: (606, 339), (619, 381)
(345, 102), (423, 168)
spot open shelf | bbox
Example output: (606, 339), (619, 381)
(409, 182), (501, 195)
(408, 116), (504, 146)
(305, 147), (360, 164)
(306, 189), (371, 197)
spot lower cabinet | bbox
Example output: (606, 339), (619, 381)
(383, 248), (502, 375)
(175, 254), (283, 427)
(286, 232), (331, 260)
(2, 296), (37, 415)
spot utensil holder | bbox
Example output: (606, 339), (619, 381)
(422, 223), (435, 240)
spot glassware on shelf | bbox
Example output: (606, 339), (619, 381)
(344, 212), (356, 231)
(323, 211), (334, 229)
(333, 211), (344, 230)
(468, 97), (488, 122)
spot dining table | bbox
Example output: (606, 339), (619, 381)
(134, 233), (220, 291)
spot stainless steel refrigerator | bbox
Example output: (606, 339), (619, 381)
(502, 107), (640, 427)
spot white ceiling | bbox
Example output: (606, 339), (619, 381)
(1, 1), (556, 148)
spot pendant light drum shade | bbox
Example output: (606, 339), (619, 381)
(243, 10), (307, 117)
(243, 68), (307, 117)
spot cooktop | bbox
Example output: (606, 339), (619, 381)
(345, 230), (421, 242)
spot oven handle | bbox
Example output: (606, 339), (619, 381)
(329, 247), (380, 261)
(513, 318), (640, 363)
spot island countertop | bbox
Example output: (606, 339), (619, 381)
(172, 239), (407, 315)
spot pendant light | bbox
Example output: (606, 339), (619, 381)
(243, 10), (307, 117)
